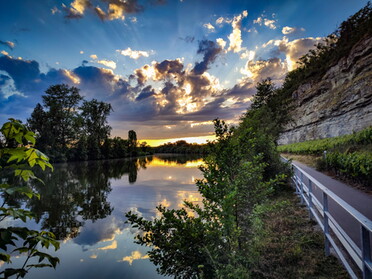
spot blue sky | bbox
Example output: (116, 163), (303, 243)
(0, 0), (368, 144)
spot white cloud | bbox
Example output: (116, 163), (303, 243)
(227, 10), (248, 53)
(80, 50), (84, 54)
(117, 47), (153, 60)
(216, 38), (227, 49)
(1, 50), (9, 56)
(203, 23), (215, 32)
(90, 54), (98, 59)
(254, 15), (277, 30)
(96, 59), (117, 69)
(282, 26), (305, 35)
(240, 50), (255, 60)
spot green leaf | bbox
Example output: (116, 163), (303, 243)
(24, 131), (36, 145)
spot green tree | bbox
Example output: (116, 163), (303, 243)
(80, 99), (112, 160)
(28, 84), (83, 161)
(0, 119), (59, 278)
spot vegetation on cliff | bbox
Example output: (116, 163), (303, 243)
(279, 127), (372, 187)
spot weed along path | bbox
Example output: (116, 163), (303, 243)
(290, 160), (372, 250)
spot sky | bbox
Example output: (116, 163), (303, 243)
(0, 0), (368, 145)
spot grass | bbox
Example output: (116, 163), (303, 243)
(248, 187), (349, 279)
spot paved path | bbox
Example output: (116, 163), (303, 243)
(290, 160), (372, 249)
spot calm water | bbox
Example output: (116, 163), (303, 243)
(1, 154), (203, 279)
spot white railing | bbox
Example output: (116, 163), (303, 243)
(282, 157), (372, 279)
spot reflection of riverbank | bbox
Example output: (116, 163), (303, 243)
(3, 155), (203, 279)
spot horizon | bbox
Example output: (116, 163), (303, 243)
(0, 0), (368, 144)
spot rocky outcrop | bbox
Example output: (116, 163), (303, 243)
(278, 35), (372, 145)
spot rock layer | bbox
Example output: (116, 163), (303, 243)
(278, 35), (372, 145)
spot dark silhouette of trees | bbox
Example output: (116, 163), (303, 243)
(80, 99), (112, 160)
(28, 84), (142, 162)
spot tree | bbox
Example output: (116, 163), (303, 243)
(28, 84), (83, 161)
(128, 130), (137, 156)
(42, 84), (83, 149)
(80, 99), (112, 160)
(0, 119), (60, 278)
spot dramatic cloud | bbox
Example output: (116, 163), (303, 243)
(117, 48), (152, 59)
(254, 15), (277, 29)
(241, 57), (287, 84)
(0, 40), (15, 50)
(282, 26), (305, 35)
(262, 36), (323, 70)
(192, 40), (223, 75)
(227, 10), (248, 53)
(63, 0), (144, 21)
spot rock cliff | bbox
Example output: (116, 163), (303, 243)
(278, 35), (372, 145)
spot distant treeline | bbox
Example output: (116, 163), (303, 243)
(26, 84), (150, 162)
(153, 140), (208, 154)
(22, 84), (206, 162)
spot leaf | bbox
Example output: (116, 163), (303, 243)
(24, 131), (36, 145)
(26, 264), (53, 268)
(14, 169), (36, 182)
(0, 253), (11, 263)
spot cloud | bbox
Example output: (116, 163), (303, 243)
(63, 0), (92, 19)
(51, 6), (61, 14)
(90, 54), (98, 59)
(96, 59), (117, 69)
(117, 47), (153, 59)
(216, 38), (226, 49)
(192, 40), (223, 75)
(241, 57), (287, 84)
(226, 10), (248, 53)
(97, 240), (117, 250)
(1, 50), (9, 56)
(282, 26), (305, 35)
(203, 23), (215, 32)
(119, 251), (149, 265)
(215, 16), (232, 25)
(0, 40), (15, 50)
(262, 36), (323, 70)
(254, 15), (277, 30)
(63, 0), (144, 21)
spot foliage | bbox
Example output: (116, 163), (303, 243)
(126, 116), (289, 278)
(281, 2), (371, 96)
(278, 127), (372, 186)
(248, 192), (349, 279)
(28, 84), (140, 162)
(154, 140), (208, 154)
(277, 127), (372, 155)
(0, 119), (59, 278)
(322, 151), (372, 186)
(80, 99), (112, 160)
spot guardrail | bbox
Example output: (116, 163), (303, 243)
(282, 157), (372, 279)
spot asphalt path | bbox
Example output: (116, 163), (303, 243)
(291, 160), (372, 250)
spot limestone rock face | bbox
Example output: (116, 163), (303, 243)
(278, 35), (372, 145)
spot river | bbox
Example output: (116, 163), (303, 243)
(1, 154), (203, 279)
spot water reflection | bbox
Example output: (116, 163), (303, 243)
(2, 154), (203, 279)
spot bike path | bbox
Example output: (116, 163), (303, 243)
(290, 160), (372, 249)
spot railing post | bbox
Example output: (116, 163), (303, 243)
(323, 192), (330, 256)
(300, 172), (304, 204)
(361, 225), (372, 279)
(308, 179), (313, 220)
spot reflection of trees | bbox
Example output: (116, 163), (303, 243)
(25, 158), (147, 240)
(3, 155), (201, 241)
